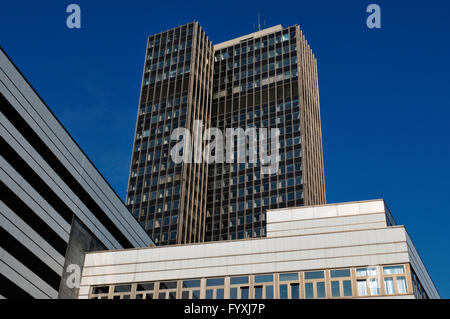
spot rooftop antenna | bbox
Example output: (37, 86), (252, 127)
(258, 12), (261, 31)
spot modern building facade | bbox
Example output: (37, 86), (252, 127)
(126, 22), (214, 246)
(79, 200), (439, 299)
(207, 24), (325, 242)
(126, 22), (326, 245)
(0, 48), (153, 299)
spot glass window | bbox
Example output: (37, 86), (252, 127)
(230, 288), (238, 299)
(182, 280), (201, 288)
(397, 277), (407, 294)
(93, 286), (109, 294)
(255, 286), (263, 299)
(230, 276), (248, 285)
(157, 281), (177, 299)
(343, 280), (352, 297)
(206, 278), (224, 286)
(136, 283), (154, 291)
(279, 273), (298, 281)
(114, 285), (131, 293)
(357, 280), (367, 296)
(356, 267), (377, 276)
(316, 282), (326, 298)
(330, 269), (350, 278)
(330, 269), (353, 298)
(305, 283), (314, 299)
(279, 284), (288, 299)
(331, 281), (340, 297)
(383, 265), (404, 275)
(304, 271), (324, 280)
(254, 274), (273, 283)
(265, 286), (274, 299)
(241, 287), (249, 299)
(291, 284), (299, 299)
(384, 277), (395, 295)
(369, 278), (380, 295)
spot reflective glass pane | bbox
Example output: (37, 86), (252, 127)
(160, 281), (177, 289)
(217, 289), (224, 299)
(356, 267), (377, 276)
(330, 269), (351, 278)
(241, 287), (249, 299)
(291, 284), (299, 299)
(266, 285), (274, 299)
(206, 289), (214, 299)
(206, 278), (225, 286)
(279, 273), (299, 281)
(304, 271), (324, 280)
(369, 279), (380, 295)
(343, 280), (352, 297)
(384, 277), (395, 295)
(114, 285), (131, 293)
(183, 280), (201, 288)
(230, 288), (238, 299)
(317, 282), (326, 298)
(254, 274), (273, 283)
(331, 281), (340, 297)
(230, 276), (249, 285)
(136, 283), (154, 291)
(305, 283), (314, 299)
(383, 265), (404, 275)
(93, 286), (109, 294)
(397, 277), (407, 294)
(280, 284), (288, 299)
(255, 286), (263, 299)
(357, 280), (367, 296)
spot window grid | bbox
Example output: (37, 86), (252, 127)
(89, 264), (412, 299)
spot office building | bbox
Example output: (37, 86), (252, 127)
(207, 24), (325, 242)
(79, 200), (439, 299)
(0, 48), (153, 299)
(126, 22), (326, 245)
(126, 22), (213, 246)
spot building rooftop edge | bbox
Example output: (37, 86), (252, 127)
(214, 25), (284, 50)
(84, 199), (394, 255)
(268, 198), (386, 213)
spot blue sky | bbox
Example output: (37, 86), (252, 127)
(1, 0), (449, 297)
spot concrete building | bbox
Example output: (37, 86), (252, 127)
(79, 199), (439, 299)
(0, 48), (154, 299)
(126, 22), (326, 246)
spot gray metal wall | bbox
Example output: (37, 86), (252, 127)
(0, 48), (153, 299)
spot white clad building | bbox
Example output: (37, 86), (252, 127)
(80, 199), (439, 299)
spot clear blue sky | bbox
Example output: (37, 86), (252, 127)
(1, 0), (449, 297)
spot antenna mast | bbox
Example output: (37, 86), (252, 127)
(258, 12), (261, 31)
